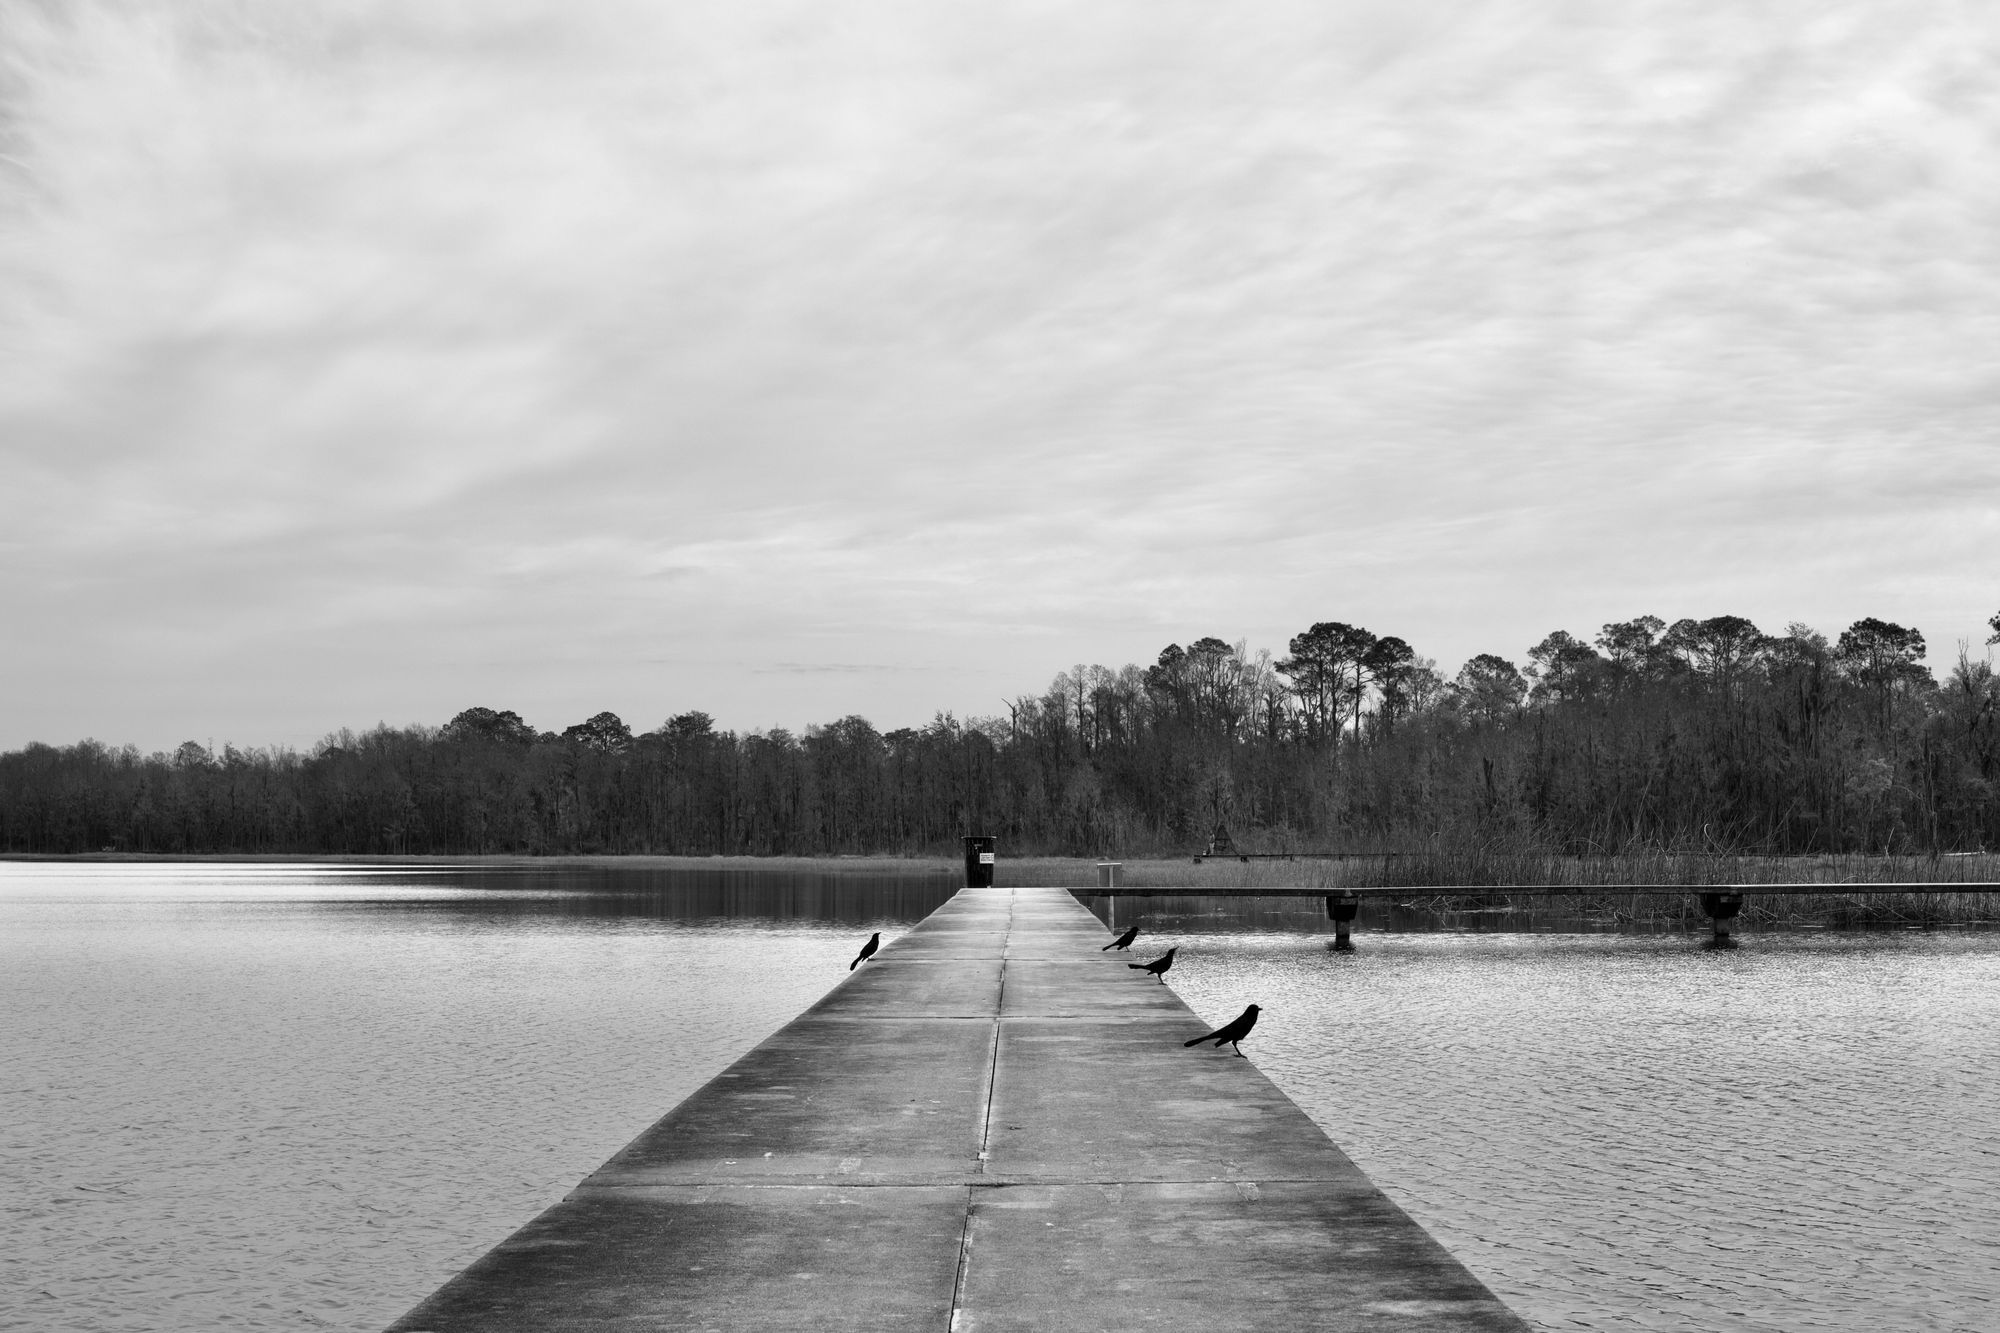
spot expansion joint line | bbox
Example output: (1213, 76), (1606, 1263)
(976, 900), (1008, 1169)
(948, 886), (1011, 1332)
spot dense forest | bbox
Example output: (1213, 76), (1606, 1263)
(4, 612), (1998, 858)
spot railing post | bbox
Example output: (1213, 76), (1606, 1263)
(1325, 893), (1360, 951)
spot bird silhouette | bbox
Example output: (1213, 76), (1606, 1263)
(1185, 1004), (1259, 1056)
(1128, 946), (1176, 982)
(1101, 925), (1140, 952)
(849, 932), (880, 971)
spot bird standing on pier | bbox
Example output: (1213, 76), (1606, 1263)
(1185, 1004), (1259, 1056)
(1128, 946), (1176, 982)
(1101, 925), (1140, 951)
(849, 932), (880, 970)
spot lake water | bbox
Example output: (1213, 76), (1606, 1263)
(1102, 895), (2000, 1333)
(4, 864), (1997, 1332)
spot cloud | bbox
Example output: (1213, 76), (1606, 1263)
(3, 0), (1998, 749)
(756, 663), (949, 675)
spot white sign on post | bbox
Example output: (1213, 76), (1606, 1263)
(979, 852), (995, 864)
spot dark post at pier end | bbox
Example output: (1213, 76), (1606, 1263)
(1699, 891), (1743, 947)
(1325, 892), (1360, 951)
(963, 834), (997, 888)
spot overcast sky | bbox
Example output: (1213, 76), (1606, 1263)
(4, 0), (1997, 753)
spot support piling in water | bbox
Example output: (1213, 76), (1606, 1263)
(1325, 892), (1360, 951)
(1700, 891), (1743, 947)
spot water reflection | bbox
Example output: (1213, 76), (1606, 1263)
(1, 861), (962, 925)
(1077, 892), (1990, 938)
(336, 867), (961, 926)
(0, 861), (957, 1333)
(1081, 893), (1650, 936)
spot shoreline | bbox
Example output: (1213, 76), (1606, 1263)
(0, 851), (962, 870)
(7, 851), (2000, 925)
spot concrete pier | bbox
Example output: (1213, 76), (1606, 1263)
(387, 886), (1529, 1332)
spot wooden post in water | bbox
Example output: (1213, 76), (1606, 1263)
(1325, 892), (1360, 951)
(1699, 891), (1743, 946)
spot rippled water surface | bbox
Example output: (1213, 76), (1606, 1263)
(0, 862), (954, 1333)
(7, 867), (1997, 1333)
(1106, 897), (2000, 1333)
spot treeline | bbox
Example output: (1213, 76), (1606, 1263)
(3, 611), (1998, 857)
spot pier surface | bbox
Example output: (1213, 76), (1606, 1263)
(388, 886), (1529, 1332)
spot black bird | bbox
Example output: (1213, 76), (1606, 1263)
(1128, 946), (1176, 982)
(849, 932), (880, 971)
(1185, 1004), (1260, 1057)
(1101, 925), (1140, 952)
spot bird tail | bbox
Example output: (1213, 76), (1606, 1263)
(849, 958), (861, 971)
(1183, 1034), (1213, 1047)
(1128, 963), (1145, 970)
(1100, 942), (1114, 951)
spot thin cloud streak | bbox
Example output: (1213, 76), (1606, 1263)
(3, 1), (1997, 751)
(755, 663), (955, 676)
